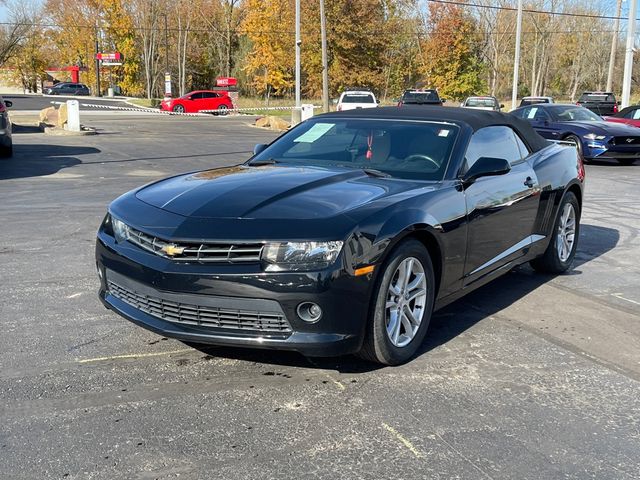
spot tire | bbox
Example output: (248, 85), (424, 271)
(565, 134), (585, 162)
(0, 141), (13, 158)
(358, 239), (435, 365)
(215, 104), (229, 116)
(617, 158), (636, 166)
(530, 191), (580, 274)
(172, 104), (185, 113)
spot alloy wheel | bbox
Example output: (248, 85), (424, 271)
(556, 202), (576, 262)
(385, 257), (427, 347)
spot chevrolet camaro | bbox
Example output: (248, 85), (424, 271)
(96, 107), (584, 365)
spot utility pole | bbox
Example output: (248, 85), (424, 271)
(164, 13), (169, 74)
(320, 0), (329, 112)
(295, 0), (301, 107)
(606, 0), (623, 92)
(95, 36), (101, 97)
(621, 0), (638, 109)
(511, 0), (523, 110)
(162, 13), (171, 98)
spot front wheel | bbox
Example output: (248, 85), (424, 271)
(0, 140), (13, 158)
(565, 134), (586, 162)
(172, 104), (185, 113)
(530, 191), (580, 274)
(358, 239), (435, 365)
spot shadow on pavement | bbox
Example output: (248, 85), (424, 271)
(0, 144), (100, 180)
(12, 124), (42, 134)
(188, 224), (619, 372)
(416, 223), (619, 357)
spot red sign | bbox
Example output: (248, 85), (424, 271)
(216, 77), (237, 87)
(96, 52), (122, 61)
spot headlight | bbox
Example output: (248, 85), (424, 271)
(261, 241), (343, 271)
(583, 133), (606, 140)
(112, 216), (131, 243)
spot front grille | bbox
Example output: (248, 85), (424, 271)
(107, 279), (292, 334)
(611, 136), (640, 146)
(125, 226), (264, 263)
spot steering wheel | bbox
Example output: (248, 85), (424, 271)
(402, 154), (441, 171)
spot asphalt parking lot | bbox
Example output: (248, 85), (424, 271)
(1, 112), (639, 479)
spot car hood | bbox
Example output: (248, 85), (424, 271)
(135, 165), (434, 220)
(558, 120), (640, 136)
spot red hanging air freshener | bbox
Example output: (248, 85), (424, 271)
(366, 132), (373, 160)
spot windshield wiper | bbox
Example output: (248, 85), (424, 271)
(248, 158), (279, 166)
(362, 168), (391, 178)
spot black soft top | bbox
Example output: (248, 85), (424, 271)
(321, 105), (550, 153)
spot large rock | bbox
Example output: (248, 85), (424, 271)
(56, 103), (68, 128)
(255, 116), (269, 128)
(269, 116), (290, 131)
(39, 106), (58, 125)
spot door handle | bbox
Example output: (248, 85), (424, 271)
(524, 176), (535, 188)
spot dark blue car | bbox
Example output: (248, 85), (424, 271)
(511, 104), (640, 165)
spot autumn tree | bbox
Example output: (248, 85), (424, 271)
(420, 2), (485, 100)
(242, 0), (294, 96)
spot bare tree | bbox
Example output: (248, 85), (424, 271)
(128, 0), (162, 99)
(0, 0), (37, 66)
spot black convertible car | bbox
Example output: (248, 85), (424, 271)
(96, 107), (584, 365)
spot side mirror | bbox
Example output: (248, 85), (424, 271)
(253, 143), (268, 155)
(4, 100), (12, 108)
(462, 157), (511, 185)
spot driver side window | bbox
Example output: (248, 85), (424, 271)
(464, 126), (525, 171)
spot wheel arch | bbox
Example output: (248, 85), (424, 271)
(374, 224), (444, 299)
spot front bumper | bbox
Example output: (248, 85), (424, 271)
(96, 232), (373, 357)
(585, 142), (640, 160)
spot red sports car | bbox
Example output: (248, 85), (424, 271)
(160, 90), (233, 114)
(603, 105), (640, 128)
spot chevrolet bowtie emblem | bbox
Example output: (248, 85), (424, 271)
(161, 245), (185, 256)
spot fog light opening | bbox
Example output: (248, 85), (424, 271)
(297, 302), (322, 323)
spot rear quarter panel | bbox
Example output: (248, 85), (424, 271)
(528, 143), (583, 243)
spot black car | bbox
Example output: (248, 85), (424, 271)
(576, 92), (619, 116)
(398, 89), (443, 106)
(44, 83), (91, 96)
(512, 103), (640, 165)
(0, 96), (12, 157)
(96, 107), (584, 365)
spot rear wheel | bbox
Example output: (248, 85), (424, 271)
(172, 104), (185, 113)
(530, 192), (580, 274)
(358, 239), (435, 365)
(215, 104), (229, 116)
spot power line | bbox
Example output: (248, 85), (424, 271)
(426, 0), (636, 21)
(0, 21), (625, 37)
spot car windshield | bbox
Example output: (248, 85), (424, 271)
(342, 94), (375, 103)
(465, 98), (496, 107)
(550, 106), (602, 122)
(250, 118), (458, 181)
(579, 93), (616, 102)
(402, 91), (440, 103)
